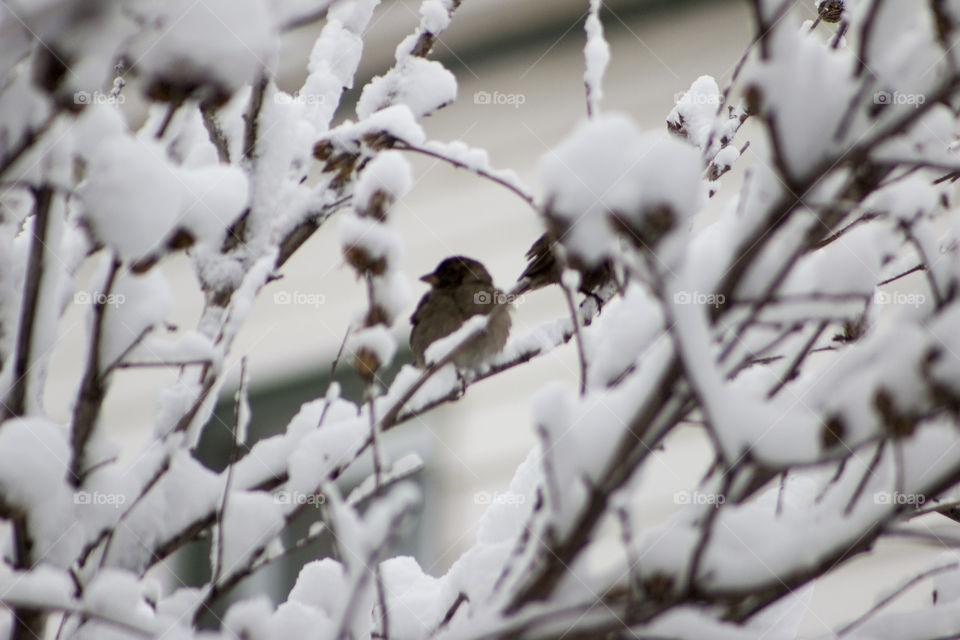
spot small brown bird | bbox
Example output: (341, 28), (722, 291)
(514, 233), (614, 302)
(410, 257), (512, 369)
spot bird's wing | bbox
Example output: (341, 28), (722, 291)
(410, 292), (432, 328)
(517, 233), (557, 289)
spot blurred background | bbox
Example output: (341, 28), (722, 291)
(41, 0), (956, 635)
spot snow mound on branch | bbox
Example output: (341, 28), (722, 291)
(129, 0), (275, 97)
(355, 151), (413, 209)
(357, 57), (457, 119)
(0, 418), (79, 567)
(539, 114), (704, 265)
(80, 135), (185, 260)
(668, 75), (721, 149)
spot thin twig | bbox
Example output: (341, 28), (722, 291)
(212, 358), (248, 586)
(375, 564), (391, 640)
(70, 256), (122, 485)
(200, 103), (231, 164)
(899, 221), (944, 308)
(766, 320), (828, 398)
(561, 276), (588, 395)
(391, 140), (535, 207)
(844, 441), (886, 515)
(686, 469), (734, 590)
(836, 562), (960, 636)
(0, 111), (58, 179)
(434, 592), (468, 634)
(878, 264), (924, 286)
(816, 457), (847, 503)
(3, 184), (53, 420)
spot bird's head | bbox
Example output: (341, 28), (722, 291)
(420, 256), (493, 289)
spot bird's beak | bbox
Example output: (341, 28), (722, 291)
(420, 273), (439, 285)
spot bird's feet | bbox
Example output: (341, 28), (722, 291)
(454, 370), (468, 399)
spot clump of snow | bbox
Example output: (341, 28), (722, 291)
(79, 135), (185, 260)
(339, 212), (404, 267)
(350, 325), (398, 370)
(129, 0), (276, 99)
(0, 418), (79, 567)
(216, 491), (285, 575)
(83, 569), (155, 631)
(380, 556), (445, 638)
(423, 315), (488, 365)
(419, 0), (452, 34)
(583, 0), (610, 117)
(540, 114), (704, 265)
(178, 165), (250, 246)
(357, 57), (457, 119)
(223, 595), (274, 640)
(667, 75), (720, 149)
(355, 151), (413, 211)
(371, 271), (413, 324)
(99, 269), (175, 369)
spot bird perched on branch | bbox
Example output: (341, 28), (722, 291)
(410, 256), (512, 369)
(513, 233), (615, 305)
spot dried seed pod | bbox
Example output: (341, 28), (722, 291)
(364, 304), (389, 327)
(874, 389), (916, 438)
(818, 1), (843, 24)
(821, 416), (846, 449)
(642, 573), (674, 603)
(743, 84), (763, 116)
(608, 204), (677, 250)
(313, 140), (334, 161)
(354, 347), (381, 382)
(833, 316), (866, 343)
(362, 131), (398, 150)
(344, 245), (387, 276)
(358, 189), (392, 222)
(167, 227), (196, 251)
